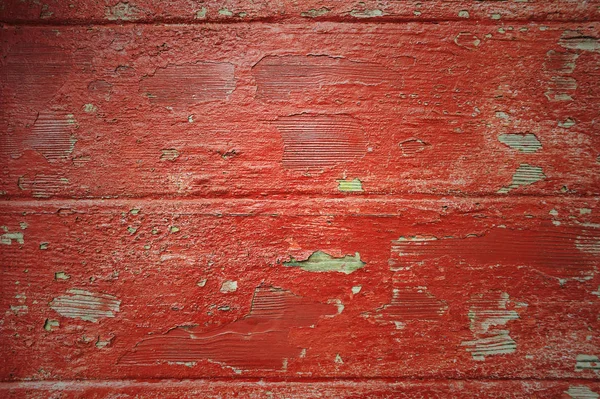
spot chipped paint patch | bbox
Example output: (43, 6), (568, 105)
(160, 149), (179, 161)
(461, 292), (519, 360)
(18, 174), (69, 198)
(559, 117), (576, 128)
(49, 289), (121, 322)
(220, 280), (238, 293)
(497, 164), (545, 193)
(83, 103), (97, 113)
(454, 32), (481, 50)
(301, 8), (330, 17)
(576, 354), (600, 372)
(545, 76), (577, 101)
(560, 31), (600, 52)
(498, 134), (541, 153)
(284, 251), (365, 274)
(458, 10), (470, 18)
(218, 8), (233, 16)
(197, 279), (207, 287)
(350, 9), (384, 18)
(105, 1), (141, 21)
(54, 271), (70, 280)
(337, 178), (363, 192)
(352, 286), (362, 294)
(194, 7), (207, 19)
(1, 227), (24, 245)
(462, 331), (517, 360)
(43, 319), (60, 331)
(575, 234), (600, 254)
(565, 386), (599, 399)
(495, 111), (509, 120)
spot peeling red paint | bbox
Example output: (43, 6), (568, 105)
(1, 1), (599, 397)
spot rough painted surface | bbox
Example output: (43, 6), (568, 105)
(1, 1), (599, 397)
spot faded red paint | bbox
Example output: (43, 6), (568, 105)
(1, 1), (599, 397)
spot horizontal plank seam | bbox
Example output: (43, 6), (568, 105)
(1, 17), (599, 27)
(2, 377), (600, 387)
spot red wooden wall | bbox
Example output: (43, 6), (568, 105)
(1, 1), (599, 397)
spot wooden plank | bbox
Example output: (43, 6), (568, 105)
(1, 23), (599, 199)
(1, 198), (598, 380)
(1, 0), (599, 24)
(2, 379), (600, 399)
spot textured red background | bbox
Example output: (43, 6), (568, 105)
(1, 1), (599, 397)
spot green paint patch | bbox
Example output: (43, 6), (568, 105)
(1, 227), (24, 245)
(337, 178), (363, 192)
(55, 271), (70, 280)
(44, 319), (60, 331)
(284, 251), (365, 274)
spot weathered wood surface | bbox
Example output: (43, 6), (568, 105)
(0, 198), (598, 381)
(1, 1), (600, 397)
(1, 23), (599, 199)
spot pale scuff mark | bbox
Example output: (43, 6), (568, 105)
(575, 354), (600, 372)
(565, 386), (599, 399)
(497, 164), (545, 193)
(461, 292), (519, 360)
(284, 251), (366, 274)
(1, 227), (24, 245)
(498, 134), (542, 153)
(49, 289), (121, 322)
(337, 178), (363, 192)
